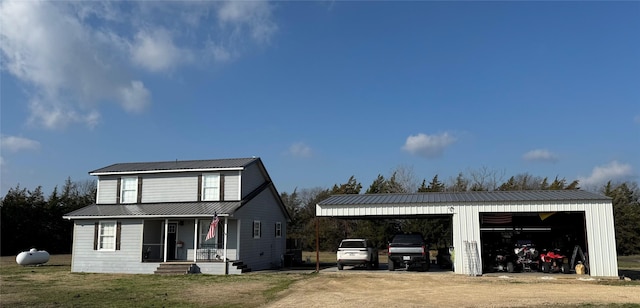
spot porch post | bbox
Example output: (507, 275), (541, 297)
(193, 218), (199, 262)
(163, 219), (168, 262)
(223, 216), (229, 275)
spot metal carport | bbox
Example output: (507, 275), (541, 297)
(316, 190), (618, 277)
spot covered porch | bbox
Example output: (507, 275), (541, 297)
(141, 216), (239, 263)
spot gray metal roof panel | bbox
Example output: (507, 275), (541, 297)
(63, 201), (242, 219)
(318, 190), (610, 206)
(90, 157), (259, 174)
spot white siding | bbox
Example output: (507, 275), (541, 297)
(241, 163), (266, 197)
(96, 177), (118, 204)
(95, 171), (243, 204)
(223, 171), (241, 201)
(584, 202), (619, 277)
(142, 175), (198, 203)
(452, 205), (481, 275)
(70, 219), (157, 274)
(234, 188), (287, 271)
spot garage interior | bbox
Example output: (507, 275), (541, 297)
(480, 211), (588, 272)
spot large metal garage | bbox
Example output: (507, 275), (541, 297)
(316, 190), (619, 277)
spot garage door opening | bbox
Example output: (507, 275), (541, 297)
(480, 212), (587, 273)
(335, 215), (455, 270)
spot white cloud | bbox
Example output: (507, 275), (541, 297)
(578, 161), (634, 187)
(0, 1), (149, 129)
(117, 81), (151, 113)
(0, 1), (277, 130)
(1, 136), (40, 152)
(288, 142), (313, 158)
(402, 132), (456, 158)
(131, 28), (191, 72)
(217, 1), (277, 43)
(523, 149), (558, 162)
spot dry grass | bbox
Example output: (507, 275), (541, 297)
(2, 253), (639, 308)
(268, 271), (640, 308)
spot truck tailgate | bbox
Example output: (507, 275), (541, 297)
(389, 247), (424, 254)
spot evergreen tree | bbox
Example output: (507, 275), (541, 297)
(449, 173), (469, 192)
(603, 182), (640, 255)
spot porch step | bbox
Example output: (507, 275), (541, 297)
(154, 263), (194, 275)
(231, 260), (251, 273)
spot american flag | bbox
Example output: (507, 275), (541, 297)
(206, 215), (220, 241)
(482, 213), (512, 224)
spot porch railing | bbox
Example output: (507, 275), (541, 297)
(197, 244), (223, 262)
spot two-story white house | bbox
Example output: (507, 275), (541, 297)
(63, 157), (290, 275)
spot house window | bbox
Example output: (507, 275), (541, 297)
(275, 222), (282, 238)
(120, 177), (138, 204)
(99, 221), (116, 250)
(202, 174), (220, 201)
(253, 220), (261, 239)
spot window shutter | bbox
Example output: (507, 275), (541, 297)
(116, 178), (122, 204)
(115, 222), (122, 250)
(219, 174), (225, 201)
(93, 222), (99, 250)
(137, 177), (143, 203)
(197, 175), (202, 201)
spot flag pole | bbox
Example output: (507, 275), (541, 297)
(315, 217), (319, 273)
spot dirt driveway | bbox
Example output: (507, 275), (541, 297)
(267, 267), (640, 307)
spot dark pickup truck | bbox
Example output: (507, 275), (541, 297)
(387, 233), (430, 271)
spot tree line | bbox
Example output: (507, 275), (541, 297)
(1, 178), (96, 256)
(1, 169), (639, 256)
(282, 167), (640, 256)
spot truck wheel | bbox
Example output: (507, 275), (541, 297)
(507, 262), (515, 273)
(337, 263), (343, 270)
(422, 262), (430, 272)
(561, 263), (570, 274)
(388, 260), (395, 271)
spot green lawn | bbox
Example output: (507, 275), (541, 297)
(1, 255), (311, 308)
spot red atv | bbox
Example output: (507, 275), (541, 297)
(539, 249), (570, 274)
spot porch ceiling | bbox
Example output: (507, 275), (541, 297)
(63, 201), (241, 219)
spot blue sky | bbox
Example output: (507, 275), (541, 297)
(1, 1), (639, 196)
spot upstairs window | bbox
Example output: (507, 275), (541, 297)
(202, 174), (220, 201)
(253, 221), (261, 239)
(275, 222), (282, 238)
(120, 177), (138, 204)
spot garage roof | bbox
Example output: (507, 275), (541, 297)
(318, 190), (610, 206)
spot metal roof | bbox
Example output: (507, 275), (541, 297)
(318, 190), (610, 206)
(89, 157), (259, 175)
(63, 201), (242, 219)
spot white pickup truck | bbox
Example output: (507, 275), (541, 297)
(336, 239), (379, 270)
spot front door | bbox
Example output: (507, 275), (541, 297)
(167, 223), (177, 260)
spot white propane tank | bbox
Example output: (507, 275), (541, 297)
(16, 248), (50, 265)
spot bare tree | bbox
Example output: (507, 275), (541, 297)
(389, 164), (419, 193)
(467, 166), (505, 191)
